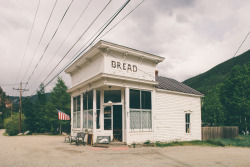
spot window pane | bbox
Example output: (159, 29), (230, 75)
(73, 97), (76, 112)
(104, 106), (111, 118)
(77, 111), (80, 128)
(88, 110), (93, 129)
(96, 110), (100, 129)
(88, 91), (93, 109)
(104, 90), (121, 103)
(186, 124), (190, 133)
(130, 110), (141, 129)
(142, 110), (152, 129)
(96, 90), (100, 109)
(83, 111), (87, 129)
(76, 96), (80, 111)
(141, 91), (151, 109)
(130, 89), (140, 109)
(73, 112), (77, 128)
(104, 119), (111, 130)
(185, 113), (190, 123)
(83, 93), (87, 110)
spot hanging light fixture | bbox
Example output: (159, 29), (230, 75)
(107, 86), (112, 105)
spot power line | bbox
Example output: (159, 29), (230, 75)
(28, 0), (92, 89)
(22, 0), (58, 82)
(25, 0), (74, 86)
(233, 31), (250, 57)
(99, 0), (145, 40)
(31, 0), (131, 95)
(40, 0), (113, 86)
(14, 0), (40, 85)
(68, 0), (145, 66)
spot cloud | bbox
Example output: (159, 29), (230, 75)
(1, 0), (250, 96)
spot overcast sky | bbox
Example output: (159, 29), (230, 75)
(0, 0), (250, 97)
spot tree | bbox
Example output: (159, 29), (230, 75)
(202, 84), (226, 126)
(220, 63), (250, 132)
(4, 113), (26, 136)
(45, 77), (71, 134)
(22, 97), (36, 132)
(34, 83), (47, 133)
(0, 87), (11, 128)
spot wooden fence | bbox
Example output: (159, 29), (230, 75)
(202, 126), (238, 141)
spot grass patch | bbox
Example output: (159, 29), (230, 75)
(155, 135), (250, 148)
(208, 135), (250, 147)
(156, 140), (216, 147)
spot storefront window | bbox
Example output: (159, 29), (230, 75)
(83, 91), (93, 129)
(130, 89), (152, 131)
(96, 90), (100, 129)
(73, 96), (81, 128)
(104, 106), (112, 130)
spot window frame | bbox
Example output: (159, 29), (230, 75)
(129, 89), (152, 131)
(82, 91), (93, 130)
(73, 95), (81, 129)
(185, 112), (191, 134)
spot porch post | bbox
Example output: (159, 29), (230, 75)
(93, 89), (97, 143)
(80, 94), (83, 130)
(125, 87), (130, 144)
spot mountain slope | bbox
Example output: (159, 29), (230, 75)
(183, 50), (250, 94)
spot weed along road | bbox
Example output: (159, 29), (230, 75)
(0, 129), (250, 167)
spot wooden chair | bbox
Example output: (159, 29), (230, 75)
(70, 132), (86, 146)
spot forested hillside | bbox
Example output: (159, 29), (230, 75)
(183, 50), (250, 133)
(183, 50), (250, 95)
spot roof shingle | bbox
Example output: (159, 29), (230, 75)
(156, 76), (203, 96)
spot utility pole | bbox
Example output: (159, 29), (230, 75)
(13, 82), (28, 134)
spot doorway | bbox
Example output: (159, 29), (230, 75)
(113, 105), (122, 142)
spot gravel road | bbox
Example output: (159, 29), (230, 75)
(0, 129), (249, 167)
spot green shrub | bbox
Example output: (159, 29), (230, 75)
(4, 113), (26, 136)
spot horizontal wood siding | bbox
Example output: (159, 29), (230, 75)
(202, 126), (238, 141)
(154, 91), (201, 142)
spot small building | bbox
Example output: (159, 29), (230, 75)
(65, 41), (203, 145)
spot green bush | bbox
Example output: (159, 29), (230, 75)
(4, 113), (26, 136)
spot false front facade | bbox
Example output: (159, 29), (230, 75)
(65, 41), (203, 144)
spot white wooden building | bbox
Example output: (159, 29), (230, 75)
(65, 41), (203, 145)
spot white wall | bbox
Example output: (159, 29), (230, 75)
(71, 54), (104, 87)
(154, 90), (202, 142)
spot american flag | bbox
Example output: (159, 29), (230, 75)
(56, 109), (70, 120)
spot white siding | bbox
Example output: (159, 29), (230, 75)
(154, 90), (201, 142)
(71, 54), (104, 87)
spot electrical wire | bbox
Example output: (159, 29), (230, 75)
(233, 31), (250, 57)
(25, 0), (74, 86)
(99, 0), (145, 40)
(30, 0), (131, 95)
(40, 0), (113, 86)
(14, 0), (40, 85)
(28, 0), (92, 89)
(22, 0), (58, 82)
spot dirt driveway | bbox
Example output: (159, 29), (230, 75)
(0, 129), (249, 167)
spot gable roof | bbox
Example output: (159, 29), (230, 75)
(156, 76), (203, 96)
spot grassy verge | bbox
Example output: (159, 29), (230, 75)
(154, 135), (250, 148)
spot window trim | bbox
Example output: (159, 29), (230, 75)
(83, 91), (93, 130)
(184, 111), (192, 134)
(73, 95), (81, 129)
(129, 89), (152, 131)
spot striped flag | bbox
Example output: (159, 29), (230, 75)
(56, 109), (70, 120)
